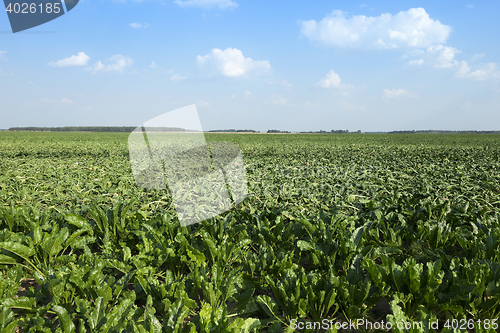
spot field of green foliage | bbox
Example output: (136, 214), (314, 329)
(0, 132), (500, 332)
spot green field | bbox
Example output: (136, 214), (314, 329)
(1, 132), (500, 332)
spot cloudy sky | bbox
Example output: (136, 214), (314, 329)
(1, 0), (500, 132)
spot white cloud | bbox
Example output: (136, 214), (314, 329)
(0, 51), (5, 58)
(170, 73), (187, 81)
(28, 80), (35, 86)
(197, 47), (271, 77)
(466, 4), (474, 9)
(174, 0), (238, 10)
(49, 52), (90, 67)
(231, 94), (236, 98)
(85, 55), (133, 74)
(129, 22), (150, 28)
(244, 90), (252, 97)
(150, 61), (157, 68)
(382, 88), (409, 98)
(427, 44), (460, 68)
(198, 100), (210, 106)
(300, 7), (500, 83)
(282, 80), (292, 88)
(299, 8), (451, 50)
(316, 70), (342, 88)
(455, 61), (499, 81)
(408, 59), (424, 66)
(300, 7), (499, 84)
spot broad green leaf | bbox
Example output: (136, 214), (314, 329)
(228, 318), (261, 333)
(186, 247), (206, 267)
(1, 297), (36, 311)
(99, 299), (134, 333)
(89, 297), (105, 330)
(0, 242), (35, 260)
(256, 295), (279, 319)
(297, 240), (314, 251)
(0, 254), (17, 265)
(350, 226), (365, 251)
(64, 213), (92, 232)
(53, 305), (76, 333)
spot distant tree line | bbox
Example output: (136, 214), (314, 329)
(8, 126), (188, 132)
(300, 129), (351, 134)
(208, 129), (258, 133)
(9, 127), (498, 134)
(300, 130), (332, 133)
(267, 129), (363, 134)
(267, 129), (291, 133)
(299, 130), (362, 134)
(389, 130), (500, 134)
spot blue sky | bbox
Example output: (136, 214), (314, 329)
(1, 0), (500, 132)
